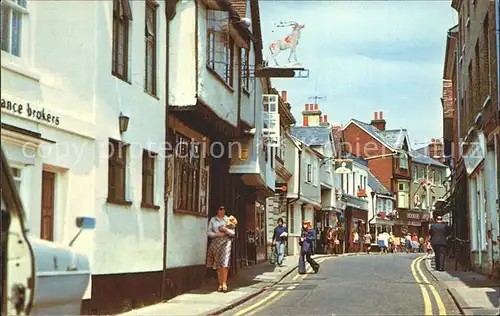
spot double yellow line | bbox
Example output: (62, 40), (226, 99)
(411, 255), (447, 315)
(234, 256), (331, 316)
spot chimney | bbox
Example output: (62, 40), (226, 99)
(303, 116), (309, 126)
(370, 110), (386, 131)
(305, 104), (309, 110)
(314, 104), (319, 110)
(281, 91), (287, 102)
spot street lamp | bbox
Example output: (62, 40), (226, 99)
(119, 112), (130, 133)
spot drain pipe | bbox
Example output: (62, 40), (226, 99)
(287, 144), (303, 233)
(496, 0), (500, 115)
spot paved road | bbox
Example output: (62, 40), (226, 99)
(221, 253), (460, 315)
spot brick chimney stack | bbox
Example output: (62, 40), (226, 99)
(429, 138), (444, 162)
(370, 111), (386, 131)
(302, 102), (322, 126)
(281, 91), (287, 102)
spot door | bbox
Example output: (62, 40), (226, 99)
(41, 171), (55, 241)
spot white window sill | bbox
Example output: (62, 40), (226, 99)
(1, 52), (40, 81)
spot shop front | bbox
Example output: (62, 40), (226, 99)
(342, 195), (369, 253)
(246, 199), (268, 265)
(463, 129), (488, 272)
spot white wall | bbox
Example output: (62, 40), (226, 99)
(168, 0), (197, 107)
(1, 0), (169, 287)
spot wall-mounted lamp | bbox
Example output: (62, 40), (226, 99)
(119, 112), (130, 133)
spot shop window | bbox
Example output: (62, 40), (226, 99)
(397, 181), (409, 209)
(1, 0), (27, 57)
(112, 0), (132, 81)
(141, 150), (158, 209)
(108, 139), (129, 204)
(255, 202), (265, 248)
(173, 133), (208, 215)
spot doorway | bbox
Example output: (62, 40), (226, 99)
(41, 171), (56, 241)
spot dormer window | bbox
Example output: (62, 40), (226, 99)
(398, 153), (408, 169)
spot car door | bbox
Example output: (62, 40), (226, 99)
(1, 146), (36, 315)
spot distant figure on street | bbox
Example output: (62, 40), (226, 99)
(271, 218), (288, 267)
(325, 226), (336, 255)
(363, 231), (372, 254)
(429, 216), (451, 271)
(411, 233), (419, 253)
(377, 231), (388, 254)
(298, 221), (320, 274)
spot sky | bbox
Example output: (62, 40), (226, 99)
(259, 0), (458, 148)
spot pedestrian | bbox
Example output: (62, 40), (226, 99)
(298, 221), (320, 274)
(411, 233), (420, 253)
(325, 226), (336, 255)
(363, 231), (372, 254)
(429, 216), (451, 271)
(404, 233), (412, 253)
(271, 218), (288, 267)
(377, 231), (388, 254)
(206, 206), (235, 293)
(419, 235), (425, 252)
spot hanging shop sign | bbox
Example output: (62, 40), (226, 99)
(407, 212), (421, 220)
(463, 130), (486, 175)
(334, 159), (353, 174)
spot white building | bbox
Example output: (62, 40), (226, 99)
(1, 0), (168, 313)
(366, 171), (396, 236)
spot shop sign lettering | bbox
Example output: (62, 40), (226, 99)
(1, 97), (60, 126)
(407, 213), (420, 220)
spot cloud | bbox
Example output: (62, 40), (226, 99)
(260, 0), (456, 143)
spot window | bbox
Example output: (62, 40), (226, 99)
(108, 139), (130, 204)
(364, 176), (367, 190)
(398, 153), (408, 169)
(435, 169), (442, 185)
(352, 172), (356, 192)
(346, 173), (350, 194)
(359, 175), (363, 189)
(207, 9), (233, 87)
(412, 165), (418, 181)
(173, 133), (208, 215)
(397, 181), (409, 209)
(112, 0), (132, 80)
(141, 150), (158, 209)
(262, 95), (280, 147)
(270, 147), (275, 169)
(312, 159), (318, 186)
(1, 0), (27, 57)
(418, 167), (425, 180)
(241, 47), (250, 92)
(306, 158), (312, 183)
(145, 0), (157, 95)
(429, 170), (435, 184)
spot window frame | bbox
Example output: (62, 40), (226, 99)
(144, 0), (158, 96)
(398, 153), (408, 169)
(412, 165), (418, 181)
(241, 47), (250, 93)
(112, 0), (132, 81)
(173, 132), (208, 216)
(1, 0), (28, 57)
(107, 139), (132, 205)
(206, 9), (234, 88)
(141, 149), (159, 210)
(397, 180), (409, 209)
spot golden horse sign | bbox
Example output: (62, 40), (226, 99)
(267, 21), (305, 67)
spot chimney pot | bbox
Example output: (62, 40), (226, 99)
(374, 112), (378, 120)
(324, 115), (328, 122)
(305, 104), (308, 110)
(315, 104), (319, 110)
(281, 91), (287, 102)
(303, 116), (309, 126)
(379, 111), (384, 120)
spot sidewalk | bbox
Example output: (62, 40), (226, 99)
(119, 253), (358, 316)
(424, 255), (499, 315)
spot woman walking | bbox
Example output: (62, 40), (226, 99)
(298, 221), (320, 274)
(206, 206), (236, 293)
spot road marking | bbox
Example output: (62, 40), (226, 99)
(416, 256), (447, 315)
(411, 256), (433, 315)
(238, 256), (331, 315)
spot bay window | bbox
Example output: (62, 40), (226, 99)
(397, 181), (409, 209)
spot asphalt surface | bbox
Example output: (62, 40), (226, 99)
(221, 253), (461, 315)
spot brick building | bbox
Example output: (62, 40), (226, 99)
(341, 112), (428, 236)
(443, 0), (500, 275)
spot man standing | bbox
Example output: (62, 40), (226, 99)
(271, 218), (288, 267)
(430, 216), (451, 271)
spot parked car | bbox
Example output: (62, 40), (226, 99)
(1, 146), (95, 315)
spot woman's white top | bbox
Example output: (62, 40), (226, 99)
(207, 215), (235, 238)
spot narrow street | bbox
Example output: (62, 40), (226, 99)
(222, 254), (460, 315)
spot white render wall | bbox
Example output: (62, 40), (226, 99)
(2, 0), (170, 297)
